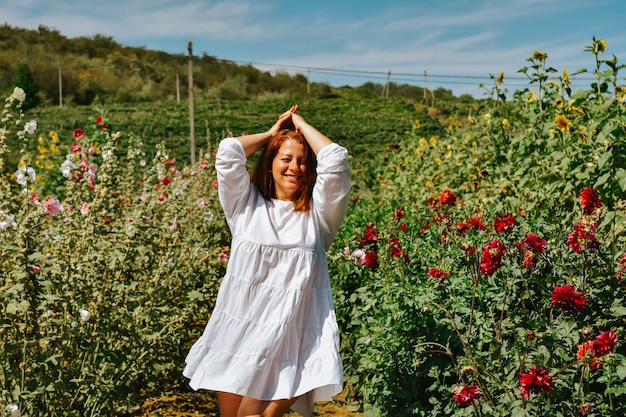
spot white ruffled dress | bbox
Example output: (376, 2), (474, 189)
(183, 137), (351, 416)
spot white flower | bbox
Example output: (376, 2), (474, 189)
(6, 403), (20, 417)
(24, 120), (37, 134)
(206, 210), (214, 222)
(15, 165), (36, 186)
(79, 309), (91, 322)
(12, 86), (26, 102)
(0, 210), (16, 230)
(102, 150), (113, 160)
(60, 159), (77, 178)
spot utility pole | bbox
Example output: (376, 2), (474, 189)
(58, 63), (63, 107)
(382, 70), (391, 98)
(188, 41), (196, 166)
(176, 73), (180, 103)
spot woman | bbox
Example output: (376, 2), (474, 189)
(183, 105), (351, 417)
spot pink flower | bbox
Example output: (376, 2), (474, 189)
(169, 217), (178, 231)
(43, 198), (62, 217)
(351, 249), (366, 266)
(199, 160), (209, 169)
(219, 251), (229, 263)
(197, 198), (206, 208)
(32, 265), (41, 273)
(211, 180), (218, 188)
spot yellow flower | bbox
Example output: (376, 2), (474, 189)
(414, 119), (421, 129)
(554, 98), (564, 107)
(435, 157), (442, 166)
(532, 50), (547, 62)
(549, 129), (555, 139)
(526, 90), (536, 102)
(416, 149), (425, 157)
(578, 127), (587, 145)
(467, 115), (475, 125)
(497, 71), (504, 85)
(563, 68), (571, 87)
(50, 143), (59, 153)
(419, 137), (429, 148)
(51, 132), (60, 144)
(594, 39), (607, 54)
(429, 136), (439, 147)
(501, 119), (510, 129)
(555, 114), (572, 132)
(571, 106), (585, 115)
(38, 136), (46, 146)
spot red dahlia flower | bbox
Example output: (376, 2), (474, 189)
(479, 239), (506, 276)
(567, 219), (600, 254)
(519, 365), (555, 399)
(360, 225), (379, 248)
(518, 234), (546, 269)
(593, 330), (618, 357)
(394, 208), (405, 221)
(494, 213), (517, 233)
(452, 384), (480, 407)
(364, 251), (379, 271)
(579, 188), (602, 214)
(428, 267), (450, 281)
(551, 284), (586, 311)
(439, 189), (457, 206)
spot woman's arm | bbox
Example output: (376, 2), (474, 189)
(237, 105), (297, 156)
(290, 112), (332, 155)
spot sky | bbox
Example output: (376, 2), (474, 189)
(2, 0), (625, 97)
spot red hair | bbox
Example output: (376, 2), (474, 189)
(251, 129), (316, 212)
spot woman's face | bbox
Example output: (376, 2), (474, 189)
(272, 139), (307, 201)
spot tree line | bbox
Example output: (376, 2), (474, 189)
(0, 24), (466, 109)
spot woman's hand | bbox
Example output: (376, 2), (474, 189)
(269, 104), (298, 135)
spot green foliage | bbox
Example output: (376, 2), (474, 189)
(11, 64), (39, 110)
(330, 39), (626, 416)
(1, 36), (626, 417)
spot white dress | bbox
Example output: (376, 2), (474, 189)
(183, 137), (351, 417)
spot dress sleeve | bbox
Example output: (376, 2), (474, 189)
(215, 137), (254, 221)
(313, 143), (351, 248)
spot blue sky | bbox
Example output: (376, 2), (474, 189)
(2, 0), (625, 97)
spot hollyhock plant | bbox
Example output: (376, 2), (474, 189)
(43, 198), (62, 217)
(479, 239), (506, 276)
(579, 188), (602, 214)
(73, 128), (85, 140)
(519, 365), (555, 399)
(494, 213), (517, 234)
(452, 384), (480, 407)
(351, 249), (366, 266)
(551, 284), (587, 311)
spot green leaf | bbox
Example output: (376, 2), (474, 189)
(617, 168), (626, 192)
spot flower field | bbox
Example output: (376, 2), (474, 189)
(1, 38), (625, 416)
